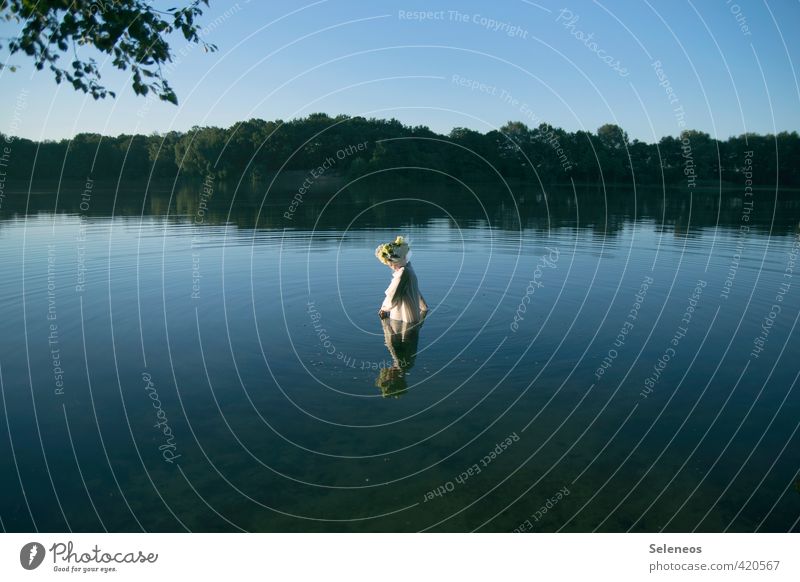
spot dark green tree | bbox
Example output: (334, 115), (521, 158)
(3, 114), (798, 188)
(595, 123), (630, 183)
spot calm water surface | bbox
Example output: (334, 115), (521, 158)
(1, 176), (798, 532)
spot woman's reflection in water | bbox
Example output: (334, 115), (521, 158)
(375, 314), (425, 398)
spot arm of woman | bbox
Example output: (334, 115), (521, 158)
(380, 268), (404, 312)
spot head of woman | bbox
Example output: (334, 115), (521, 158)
(375, 236), (409, 269)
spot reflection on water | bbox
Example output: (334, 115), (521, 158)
(376, 316), (425, 398)
(3, 174), (800, 237)
(0, 174), (798, 533)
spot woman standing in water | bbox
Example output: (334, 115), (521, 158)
(376, 236), (427, 323)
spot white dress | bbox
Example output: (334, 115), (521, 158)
(381, 262), (428, 323)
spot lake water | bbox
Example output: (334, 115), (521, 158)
(1, 175), (798, 532)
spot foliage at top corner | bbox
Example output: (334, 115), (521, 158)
(0, 0), (217, 104)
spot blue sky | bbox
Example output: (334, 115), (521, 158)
(1, 0), (798, 142)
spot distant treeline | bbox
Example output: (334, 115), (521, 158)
(2, 112), (798, 186)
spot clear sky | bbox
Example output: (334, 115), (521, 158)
(1, 0), (798, 142)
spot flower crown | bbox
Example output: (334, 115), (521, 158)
(375, 236), (409, 266)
